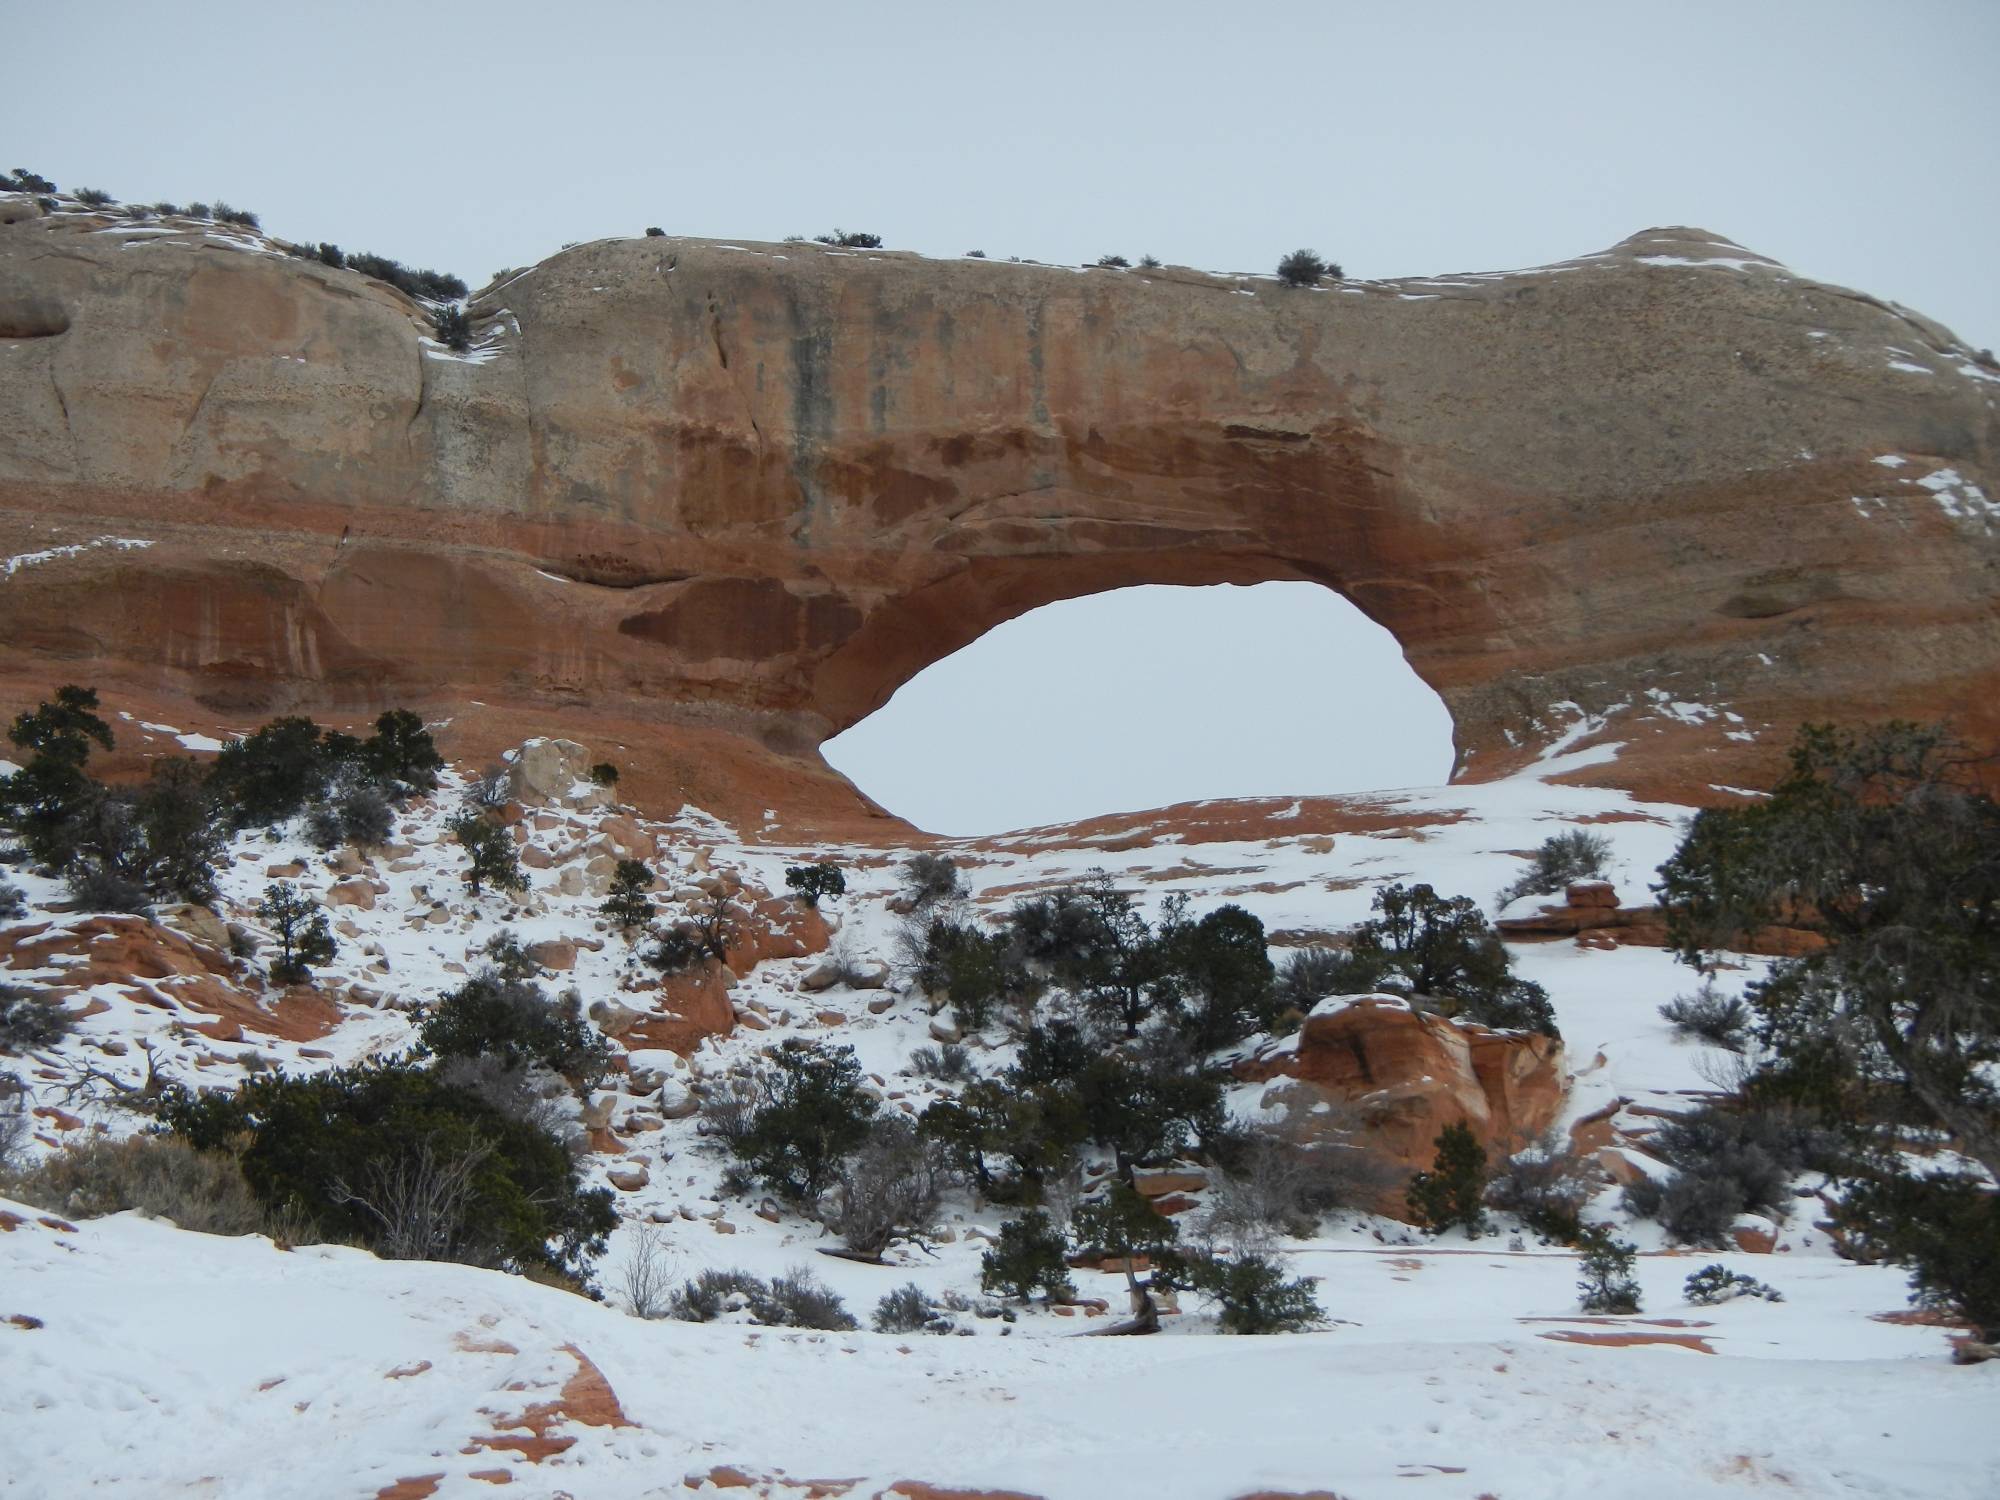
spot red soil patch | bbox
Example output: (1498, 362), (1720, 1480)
(374, 1477), (444, 1500)
(1871, 1308), (1976, 1330)
(469, 1472), (513, 1485)
(386, 1361), (432, 1379)
(454, 1332), (520, 1356)
(8, 1313), (44, 1329)
(470, 1343), (632, 1464)
(1518, 1316), (1712, 1328)
(878, 1485), (1047, 1500)
(37, 1216), (76, 1233)
(683, 1469), (859, 1497)
(0, 1210), (22, 1232)
(1538, 1329), (1716, 1353)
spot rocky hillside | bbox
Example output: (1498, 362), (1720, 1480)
(3, 721), (1992, 1498)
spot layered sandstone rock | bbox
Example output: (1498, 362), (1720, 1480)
(0, 206), (1994, 828)
(1236, 994), (1566, 1214)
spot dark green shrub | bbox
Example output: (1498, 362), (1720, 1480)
(980, 1208), (1074, 1300)
(873, 1282), (947, 1334)
(74, 187), (113, 207)
(1837, 1172), (1999, 1342)
(1276, 948), (1346, 1011)
(0, 685), (115, 867)
(643, 925), (703, 975)
(338, 784), (394, 848)
(416, 971), (611, 1092)
(735, 1040), (878, 1202)
(314, 242), (346, 268)
(1276, 249), (1327, 286)
(1619, 1102), (1823, 1248)
(187, 202), (212, 220)
(446, 810), (526, 897)
(0, 984), (74, 1052)
(1499, 829), (1613, 906)
(666, 1265), (856, 1328)
(1158, 900), (1276, 1052)
(644, 227), (666, 238)
(908, 1042), (975, 1082)
(430, 304), (471, 351)
(345, 251), (468, 302)
(588, 761), (619, 787)
(1139, 254), (1161, 268)
(363, 709), (442, 794)
(5, 168), (57, 194)
(1659, 981), (1750, 1050)
(668, 1266), (764, 1321)
(813, 229), (882, 248)
(62, 757), (225, 907)
(601, 858), (655, 935)
(0, 883), (23, 919)
(1336, 882), (1558, 1035)
(1576, 1223), (1641, 1312)
(1071, 1183), (1181, 1319)
(1180, 1250), (1321, 1332)
(1095, 254), (1129, 268)
(258, 883), (335, 983)
(208, 717), (334, 827)
(1406, 1121), (1489, 1236)
(1684, 1263), (1781, 1305)
(908, 915), (1030, 1033)
(784, 862), (846, 906)
(162, 1057), (615, 1275)
(211, 202), (258, 229)
(761, 1266), (858, 1329)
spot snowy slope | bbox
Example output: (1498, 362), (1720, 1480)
(1, 733), (1992, 1497)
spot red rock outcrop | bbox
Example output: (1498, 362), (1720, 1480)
(0, 914), (339, 1042)
(1496, 881), (1826, 956)
(1236, 995), (1566, 1214)
(0, 209), (1994, 831)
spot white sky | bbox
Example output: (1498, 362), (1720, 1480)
(823, 583), (1456, 835)
(9, 0), (1994, 832)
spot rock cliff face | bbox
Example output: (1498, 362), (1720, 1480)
(1, 204), (1995, 827)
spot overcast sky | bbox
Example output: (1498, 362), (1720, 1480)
(10, 1), (1995, 832)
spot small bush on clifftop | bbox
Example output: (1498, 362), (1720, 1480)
(1276, 249), (1330, 286)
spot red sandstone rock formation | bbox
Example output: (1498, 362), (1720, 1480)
(1236, 995), (1566, 1214)
(0, 210), (1994, 830)
(1496, 881), (1825, 956)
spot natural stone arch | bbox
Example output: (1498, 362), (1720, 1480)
(0, 212), (1994, 824)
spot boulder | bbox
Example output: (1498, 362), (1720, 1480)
(1235, 994), (1566, 1219)
(606, 1163), (650, 1192)
(526, 938), (578, 971)
(658, 1078), (699, 1120)
(157, 903), (231, 950)
(508, 739), (611, 811)
(324, 879), (375, 911)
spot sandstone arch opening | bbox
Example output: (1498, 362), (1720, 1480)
(821, 581), (1455, 836)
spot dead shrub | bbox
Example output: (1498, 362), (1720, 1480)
(8, 1133), (264, 1235)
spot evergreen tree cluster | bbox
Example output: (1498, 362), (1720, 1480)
(0, 687), (443, 918)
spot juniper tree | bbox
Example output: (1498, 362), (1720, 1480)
(258, 883), (336, 983)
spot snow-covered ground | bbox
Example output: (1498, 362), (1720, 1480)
(1, 735), (1992, 1497)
